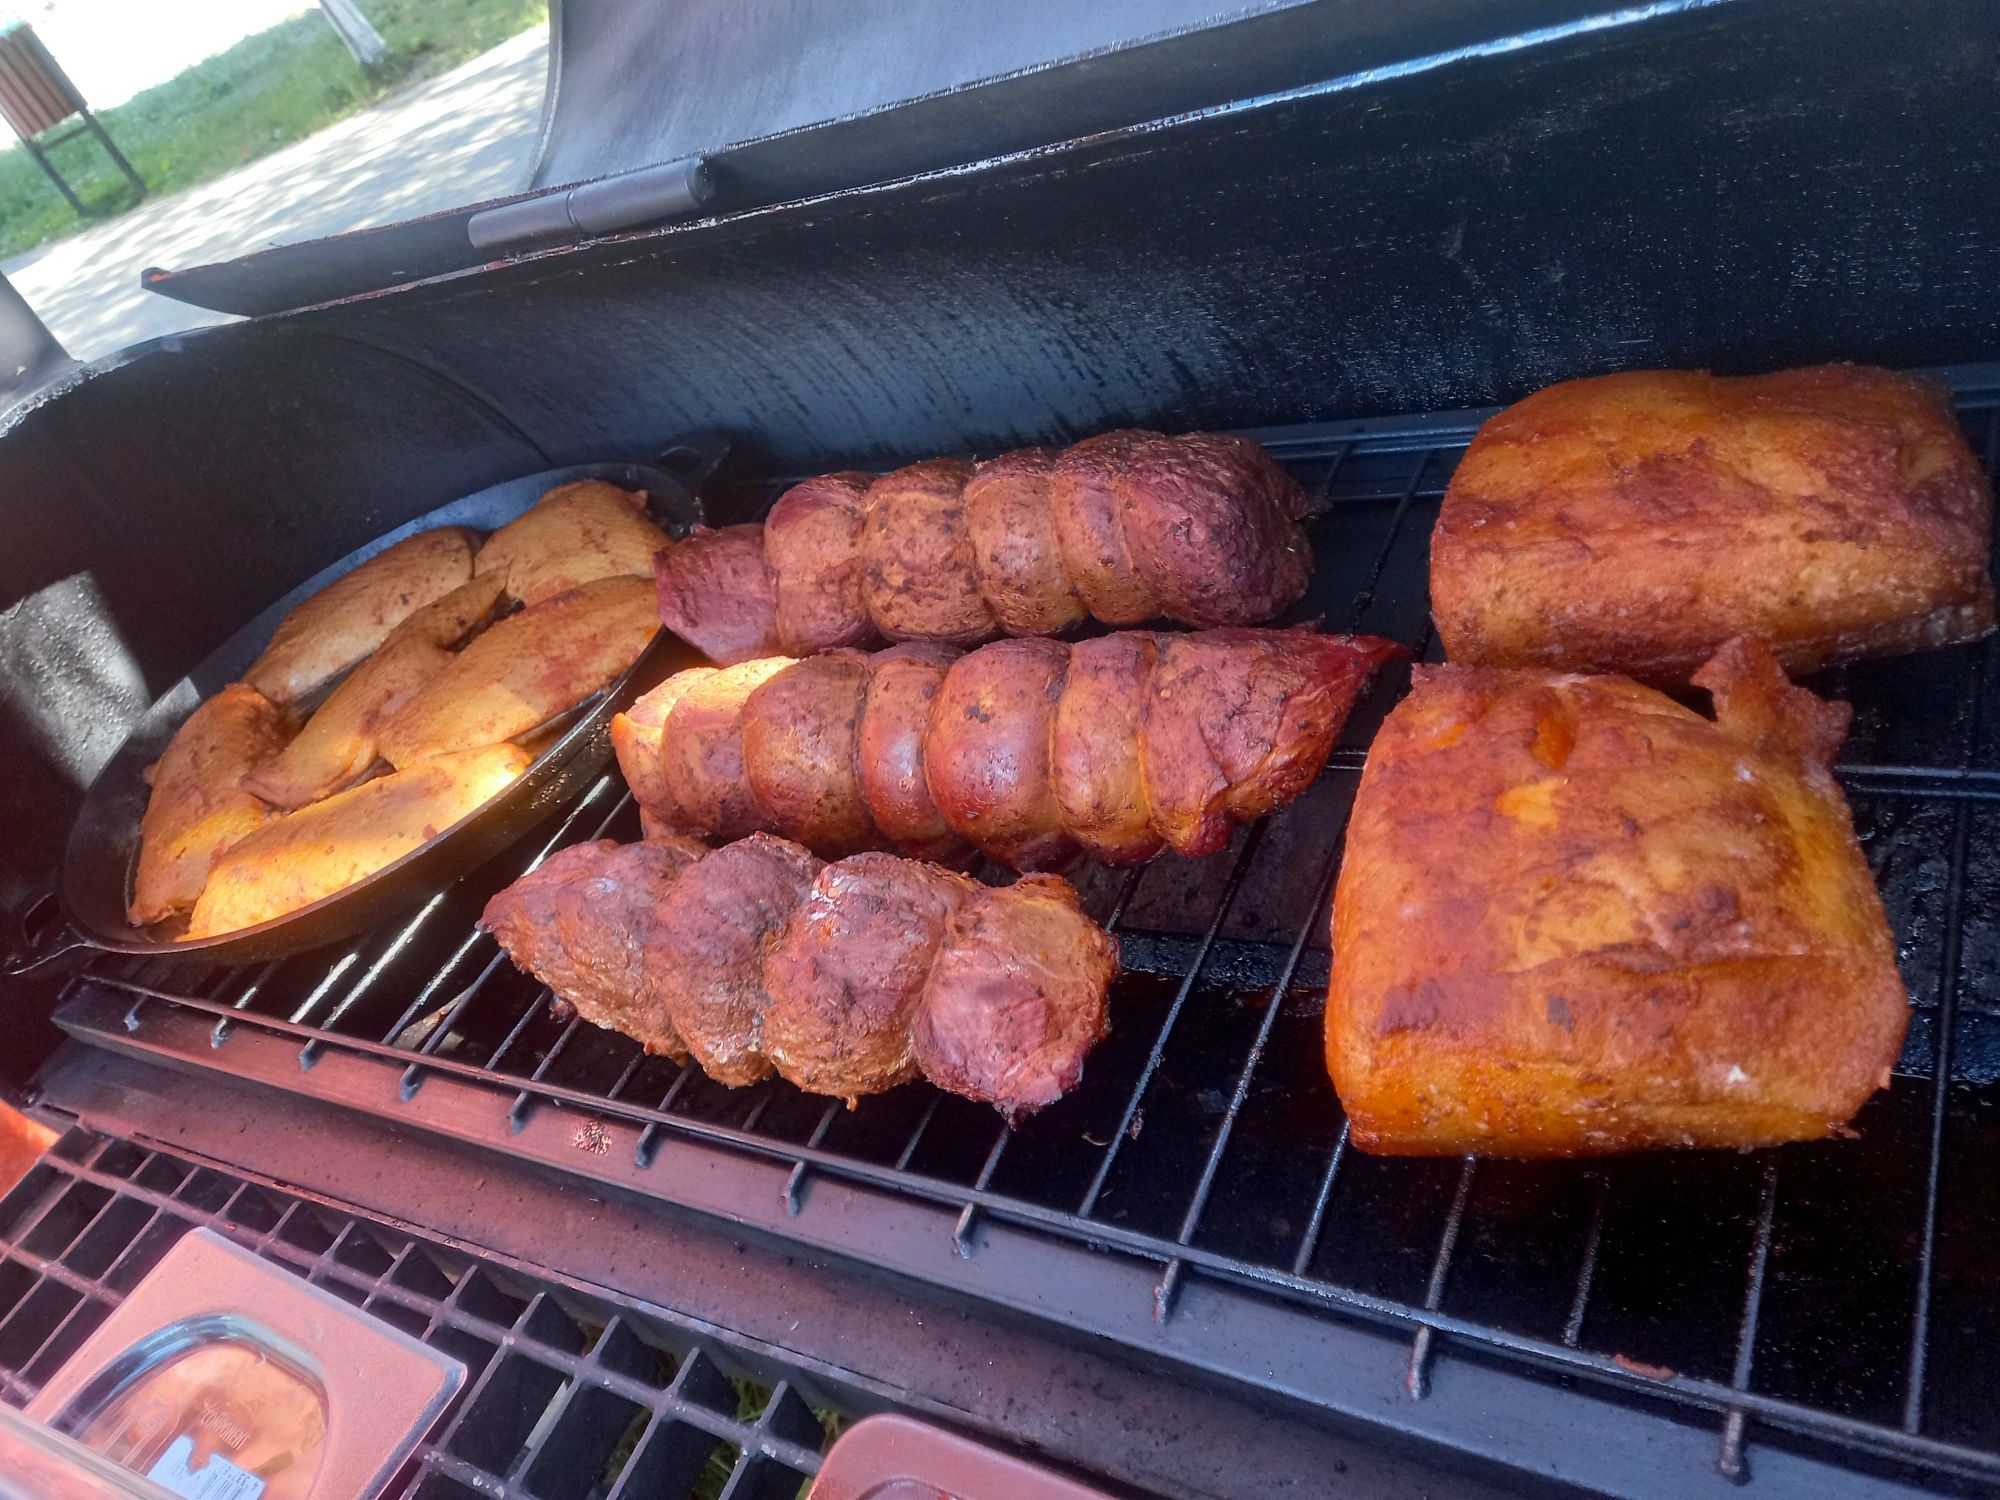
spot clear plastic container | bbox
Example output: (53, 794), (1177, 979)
(28, 1230), (462, 1500)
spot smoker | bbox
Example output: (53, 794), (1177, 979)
(1, 2), (1997, 1495)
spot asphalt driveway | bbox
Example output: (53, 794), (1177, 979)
(3, 26), (549, 363)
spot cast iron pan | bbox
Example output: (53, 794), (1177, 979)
(7, 436), (727, 974)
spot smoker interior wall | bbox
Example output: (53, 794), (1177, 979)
(0, 0), (1994, 912)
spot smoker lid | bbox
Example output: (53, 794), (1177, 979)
(136, 0), (1655, 318)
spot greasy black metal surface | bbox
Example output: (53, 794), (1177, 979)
(33, 1050), (1535, 1500)
(7, 0), (1997, 917)
(19, 451), (714, 970)
(149, 0), (1349, 314)
(120, 0), (2000, 464)
(0, 1127), (887, 1499)
(34, 379), (2000, 1497)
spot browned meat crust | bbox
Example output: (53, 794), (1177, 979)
(1324, 639), (1909, 1157)
(964, 448), (1087, 635)
(480, 837), (709, 1056)
(861, 458), (995, 644)
(625, 628), (1400, 868)
(923, 637), (1076, 870)
(1143, 628), (1406, 858)
(740, 650), (878, 856)
(913, 874), (1117, 1121)
(766, 472), (874, 653)
(1049, 632), (1162, 865)
(654, 431), (1317, 664)
(652, 658), (792, 840)
(654, 523), (781, 664)
(1119, 432), (1313, 626)
(762, 854), (977, 1099)
(642, 833), (823, 1084)
(856, 643), (965, 862)
(1430, 363), (1997, 680)
(482, 835), (1118, 1116)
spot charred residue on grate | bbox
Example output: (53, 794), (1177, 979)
(0, 1130), (852, 1498)
(41, 388), (2000, 1494)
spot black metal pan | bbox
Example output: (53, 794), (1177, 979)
(7, 437), (727, 974)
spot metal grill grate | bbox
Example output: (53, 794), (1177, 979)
(0, 1127), (871, 1499)
(42, 368), (2000, 1497)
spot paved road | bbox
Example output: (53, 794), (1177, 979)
(3, 27), (550, 363)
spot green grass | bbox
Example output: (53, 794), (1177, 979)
(0, 0), (547, 259)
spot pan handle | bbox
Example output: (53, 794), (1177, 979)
(2, 887), (96, 979)
(655, 432), (731, 495)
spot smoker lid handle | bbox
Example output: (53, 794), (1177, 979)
(467, 156), (713, 255)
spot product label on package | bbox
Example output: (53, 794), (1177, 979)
(145, 1436), (267, 1500)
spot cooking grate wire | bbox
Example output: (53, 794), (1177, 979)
(40, 384), (2000, 1495)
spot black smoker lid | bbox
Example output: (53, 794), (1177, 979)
(136, 0), (1664, 318)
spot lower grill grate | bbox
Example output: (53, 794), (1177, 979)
(0, 1127), (872, 1500)
(41, 368), (2000, 1497)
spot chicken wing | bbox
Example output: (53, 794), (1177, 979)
(474, 481), (671, 606)
(130, 684), (291, 926)
(377, 575), (658, 766)
(243, 574), (507, 810)
(186, 744), (531, 937)
(244, 528), (477, 704)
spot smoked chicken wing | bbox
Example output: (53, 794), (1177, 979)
(186, 744), (531, 937)
(377, 575), (658, 766)
(244, 527), (477, 704)
(130, 683), (290, 926)
(474, 481), (671, 606)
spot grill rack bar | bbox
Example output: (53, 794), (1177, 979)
(54, 972), (2000, 1492)
(0, 1131), (892, 1497)
(41, 381), (2000, 1499)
